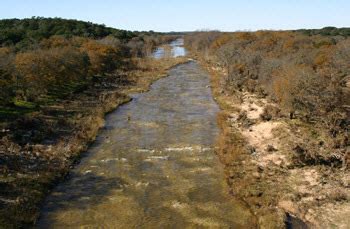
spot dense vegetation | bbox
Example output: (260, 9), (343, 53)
(296, 26), (350, 37)
(0, 17), (146, 49)
(185, 30), (349, 166)
(0, 17), (175, 119)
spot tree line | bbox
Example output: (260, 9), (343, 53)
(296, 26), (350, 37)
(185, 30), (349, 165)
(0, 17), (152, 49)
(0, 17), (176, 107)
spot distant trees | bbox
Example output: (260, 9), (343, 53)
(0, 17), (172, 105)
(127, 37), (145, 57)
(185, 31), (220, 59)
(14, 47), (90, 101)
(81, 39), (120, 75)
(185, 29), (349, 126)
(185, 30), (350, 167)
(297, 26), (350, 37)
(0, 17), (162, 50)
(0, 48), (15, 105)
(10, 36), (129, 102)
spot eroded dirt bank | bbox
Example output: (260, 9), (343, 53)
(198, 59), (349, 228)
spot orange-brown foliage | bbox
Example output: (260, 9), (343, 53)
(211, 34), (233, 50)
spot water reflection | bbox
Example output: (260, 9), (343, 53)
(153, 38), (187, 59)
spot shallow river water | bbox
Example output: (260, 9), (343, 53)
(153, 39), (186, 59)
(38, 41), (255, 228)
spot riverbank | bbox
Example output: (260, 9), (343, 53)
(0, 55), (188, 227)
(194, 56), (349, 228)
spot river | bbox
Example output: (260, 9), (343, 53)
(153, 39), (187, 59)
(38, 39), (255, 228)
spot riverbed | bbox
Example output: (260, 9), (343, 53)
(38, 40), (255, 228)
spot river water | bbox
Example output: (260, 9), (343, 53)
(38, 40), (255, 228)
(153, 39), (186, 59)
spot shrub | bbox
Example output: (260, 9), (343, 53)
(260, 105), (281, 121)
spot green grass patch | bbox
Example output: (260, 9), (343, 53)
(14, 100), (36, 109)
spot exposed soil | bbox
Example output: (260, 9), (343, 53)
(199, 58), (350, 228)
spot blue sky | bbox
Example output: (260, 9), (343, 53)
(1, 0), (349, 32)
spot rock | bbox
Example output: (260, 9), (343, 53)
(84, 170), (92, 175)
(293, 145), (305, 155)
(266, 145), (278, 152)
(252, 172), (261, 179)
(278, 200), (298, 215)
(258, 165), (264, 173)
(316, 195), (326, 201)
(248, 146), (256, 154)
(228, 170), (235, 178)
